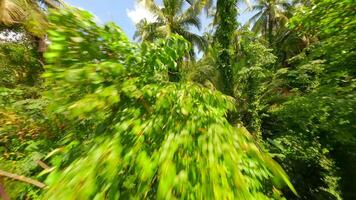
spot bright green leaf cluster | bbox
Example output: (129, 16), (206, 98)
(41, 8), (295, 199)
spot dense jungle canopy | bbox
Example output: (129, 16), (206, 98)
(0, 0), (355, 199)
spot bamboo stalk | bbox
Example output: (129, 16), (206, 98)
(0, 169), (46, 188)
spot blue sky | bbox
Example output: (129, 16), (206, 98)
(65, 0), (254, 40)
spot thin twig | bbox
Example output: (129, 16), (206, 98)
(0, 169), (46, 188)
(34, 160), (51, 170)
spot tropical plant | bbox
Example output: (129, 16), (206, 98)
(135, 0), (207, 53)
(1, 0), (355, 199)
(248, 0), (290, 45)
(179, 0), (250, 96)
(0, 0), (26, 26)
(212, 0), (239, 96)
(275, 0), (356, 198)
(0, 0), (62, 36)
(231, 28), (279, 137)
(0, 38), (42, 86)
(38, 7), (297, 199)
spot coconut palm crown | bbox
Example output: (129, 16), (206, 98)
(135, 0), (208, 53)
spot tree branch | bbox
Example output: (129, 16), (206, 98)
(34, 159), (51, 170)
(0, 169), (46, 188)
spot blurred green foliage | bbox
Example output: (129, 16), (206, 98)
(262, 0), (356, 199)
(40, 8), (295, 199)
(0, 37), (42, 86)
(0, 0), (354, 199)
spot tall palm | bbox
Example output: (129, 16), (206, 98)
(248, 0), (290, 45)
(135, 0), (207, 53)
(0, 0), (63, 70)
(0, 0), (26, 26)
(0, 0), (62, 35)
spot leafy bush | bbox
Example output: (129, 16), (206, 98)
(0, 38), (42, 87)
(39, 8), (296, 199)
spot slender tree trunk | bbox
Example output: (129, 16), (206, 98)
(268, 11), (273, 46)
(213, 0), (238, 97)
(265, 16), (268, 41)
(213, 0), (239, 123)
(37, 35), (47, 63)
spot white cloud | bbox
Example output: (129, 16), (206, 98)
(126, 2), (156, 24)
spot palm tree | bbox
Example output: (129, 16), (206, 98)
(1, 0), (63, 37)
(248, 0), (290, 45)
(135, 0), (207, 54)
(0, 0), (63, 84)
(0, 0), (25, 26)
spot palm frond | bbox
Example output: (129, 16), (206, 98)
(165, 0), (185, 16)
(248, 0), (292, 40)
(179, 29), (207, 51)
(176, 0), (205, 30)
(176, 14), (201, 30)
(134, 19), (164, 41)
(136, 0), (205, 54)
(252, 5), (265, 12)
(247, 10), (263, 27)
(251, 13), (266, 34)
(0, 0), (26, 26)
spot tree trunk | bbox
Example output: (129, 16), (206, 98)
(268, 11), (274, 46)
(213, 0), (238, 97)
(37, 35), (47, 63)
